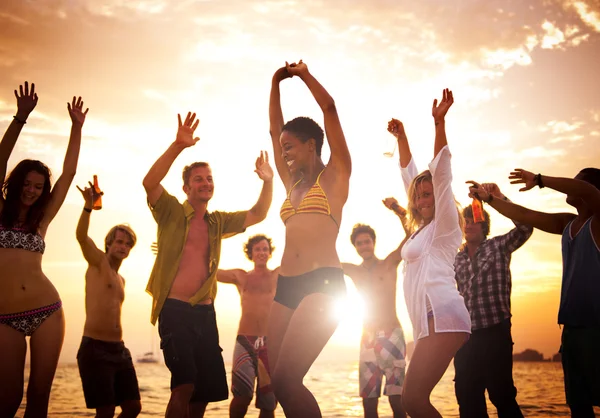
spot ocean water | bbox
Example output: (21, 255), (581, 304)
(17, 361), (596, 417)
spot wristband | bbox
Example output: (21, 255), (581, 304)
(485, 194), (494, 204)
(83, 207), (92, 213)
(535, 173), (545, 189)
(13, 115), (26, 124)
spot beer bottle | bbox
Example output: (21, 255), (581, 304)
(472, 197), (484, 223)
(92, 175), (103, 210)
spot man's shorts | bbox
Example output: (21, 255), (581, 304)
(359, 327), (406, 398)
(561, 326), (600, 407)
(76, 336), (140, 409)
(231, 335), (277, 410)
(158, 299), (228, 403)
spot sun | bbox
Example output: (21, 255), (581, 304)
(329, 280), (366, 345)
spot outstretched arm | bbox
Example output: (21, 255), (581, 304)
(431, 88), (453, 159)
(382, 198), (409, 266)
(510, 169), (600, 220)
(269, 67), (293, 187)
(467, 180), (575, 235)
(75, 182), (104, 266)
(287, 61), (352, 177)
(341, 262), (361, 282)
(143, 112), (200, 206)
(243, 151), (274, 228)
(42, 96), (88, 227)
(217, 269), (245, 285)
(0, 82), (39, 209)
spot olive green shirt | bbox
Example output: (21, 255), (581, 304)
(147, 189), (247, 325)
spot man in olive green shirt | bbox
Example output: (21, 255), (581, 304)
(143, 112), (273, 418)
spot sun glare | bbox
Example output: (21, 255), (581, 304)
(330, 285), (366, 344)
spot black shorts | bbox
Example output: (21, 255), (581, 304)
(76, 336), (140, 409)
(560, 326), (600, 408)
(158, 299), (228, 403)
(274, 267), (346, 310)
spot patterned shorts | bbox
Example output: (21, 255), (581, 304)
(359, 327), (407, 398)
(231, 335), (277, 411)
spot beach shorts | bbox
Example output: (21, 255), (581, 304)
(76, 336), (140, 408)
(231, 335), (277, 410)
(274, 267), (346, 310)
(158, 299), (228, 403)
(359, 327), (407, 398)
(560, 326), (600, 407)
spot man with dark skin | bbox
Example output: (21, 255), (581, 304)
(218, 234), (279, 418)
(342, 198), (409, 418)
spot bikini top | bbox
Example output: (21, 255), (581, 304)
(280, 169), (338, 227)
(0, 224), (46, 254)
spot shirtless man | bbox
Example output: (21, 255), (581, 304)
(342, 198), (409, 418)
(75, 182), (141, 418)
(217, 234), (279, 418)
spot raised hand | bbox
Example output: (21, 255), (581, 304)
(76, 182), (95, 208)
(67, 96), (89, 126)
(175, 112), (200, 148)
(285, 60), (309, 78)
(382, 197), (407, 217)
(466, 180), (490, 202)
(273, 66), (292, 83)
(387, 118), (407, 140)
(432, 88), (454, 121)
(14, 81), (39, 120)
(481, 182), (504, 199)
(254, 150), (274, 182)
(509, 168), (537, 192)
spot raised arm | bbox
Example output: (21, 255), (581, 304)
(75, 182), (104, 266)
(510, 169), (600, 220)
(382, 197), (409, 266)
(243, 151), (274, 228)
(41, 96), (88, 228)
(143, 112), (199, 206)
(431, 88), (453, 159)
(0, 82), (39, 209)
(286, 61), (352, 177)
(269, 67), (293, 187)
(341, 262), (361, 282)
(467, 180), (575, 235)
(387, 118), (412, 169)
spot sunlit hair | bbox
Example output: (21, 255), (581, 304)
(105, 224), (137, 252)
(282, 117), (324, 157)
(406, 170), (464, 235)
(0, 159), (52, 233)
(244, 234), (274, 261)
(350, 223), (376, 246)
(578, 167), (600, 190)
(463, 205), (491, 237)
(182, 162), (210, 186)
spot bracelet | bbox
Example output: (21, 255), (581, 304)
(535, 173), (545, 189)
(83, 207), (92, 213)
(485, 194), (494, 204)
(13, 115), (26, 124)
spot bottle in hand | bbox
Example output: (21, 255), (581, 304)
(92, 175), (103, 210)
(472, 198), (484, 223)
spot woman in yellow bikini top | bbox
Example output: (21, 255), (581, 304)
(279, 168), (338, 227)
(267, 60), (352, 418)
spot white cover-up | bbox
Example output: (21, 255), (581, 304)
(400, 145), (471, 340)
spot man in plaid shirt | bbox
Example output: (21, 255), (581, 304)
(453, 183), (533, 417)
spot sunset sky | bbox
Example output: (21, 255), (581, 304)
(1, 0), (599, 365)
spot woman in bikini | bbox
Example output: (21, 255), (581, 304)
(267, 61), (352, 418)
(0, 82), (88, 417)
(388, 89), (470, 417)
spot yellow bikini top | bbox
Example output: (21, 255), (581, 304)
(280, 169), (338, 227)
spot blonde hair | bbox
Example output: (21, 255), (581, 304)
(405, 170), (465, 235)
(105, 224), (137, 252)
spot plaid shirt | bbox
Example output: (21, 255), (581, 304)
(454, 221), (533, 330)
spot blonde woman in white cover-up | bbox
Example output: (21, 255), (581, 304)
(387, 89), (471, 418)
